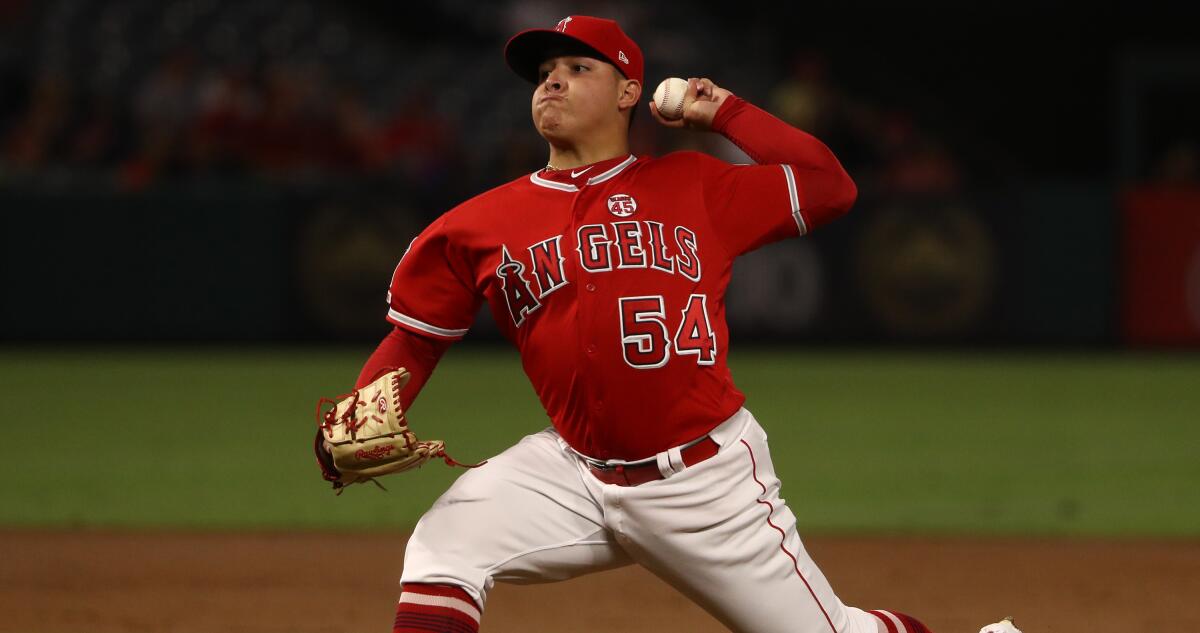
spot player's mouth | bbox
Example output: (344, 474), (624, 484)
(538, 95), (566, 105)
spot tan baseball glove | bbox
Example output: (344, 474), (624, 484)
(313, 367), (478, 492)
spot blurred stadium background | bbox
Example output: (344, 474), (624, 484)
(1, 1), (1199, 631)
(1, 0), (1198, 346)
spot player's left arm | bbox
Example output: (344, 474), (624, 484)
(649, 78), (857, 237)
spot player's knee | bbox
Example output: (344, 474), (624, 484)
(402, 522), (490, 595)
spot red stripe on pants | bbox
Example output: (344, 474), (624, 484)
(741, 439), (837, 633)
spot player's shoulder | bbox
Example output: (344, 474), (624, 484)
(438, 174), (538, 225)
(637, 150), (727, 173)
(624, 152), (731, 187)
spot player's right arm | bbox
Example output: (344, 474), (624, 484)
(650, 78), (856, 256)
(707, 92), (858, 231)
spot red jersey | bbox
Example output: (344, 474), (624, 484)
(384, 96), (855, 460)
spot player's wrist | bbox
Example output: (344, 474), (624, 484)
(709, 94), (746, 135)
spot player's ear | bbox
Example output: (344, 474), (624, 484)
(617, 78), (641, 110)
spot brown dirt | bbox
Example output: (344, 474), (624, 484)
(1, 530), (1197, 633)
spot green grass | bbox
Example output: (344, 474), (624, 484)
(2, 347), (1198, 536)
(735, 351), (1200, 536)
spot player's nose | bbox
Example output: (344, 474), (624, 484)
(542, 68), (566, 93)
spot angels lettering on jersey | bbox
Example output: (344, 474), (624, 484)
(496, 219), (701, 328)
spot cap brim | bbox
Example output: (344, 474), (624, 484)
(504, 29), (619, 84)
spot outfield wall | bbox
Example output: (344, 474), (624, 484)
(4, 182), (1194, 346)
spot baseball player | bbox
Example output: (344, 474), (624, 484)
(327, 15), (1021, 633)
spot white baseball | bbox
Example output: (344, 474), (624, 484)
(653, 77), (690, 121)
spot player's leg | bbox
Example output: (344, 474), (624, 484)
(395, 428), (630, 632)
(603, 408), (932, 633)
(865, 610), (934, 633)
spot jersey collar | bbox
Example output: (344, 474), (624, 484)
(529, 154), (637, 192)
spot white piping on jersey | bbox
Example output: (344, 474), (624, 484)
(782, 164), (807, 236)
(387, 308), (469, 339)
(527, 154), (637, 192)
(528, 171), (579, 192)
(586, 154), (636, 185)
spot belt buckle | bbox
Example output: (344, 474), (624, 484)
(588, 458), (629, 472)
(589, 460), (637, 487)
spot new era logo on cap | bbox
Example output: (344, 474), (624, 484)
(504, 15), (644, 84)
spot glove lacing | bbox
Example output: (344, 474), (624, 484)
(314, 369), (486, 491)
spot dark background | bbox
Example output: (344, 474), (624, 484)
(2, 0), (1198, 346)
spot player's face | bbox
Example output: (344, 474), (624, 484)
(532, 55), (629, 144)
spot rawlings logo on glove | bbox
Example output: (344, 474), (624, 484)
(313, 367), (481, 492)
(355, 445), (396, 461)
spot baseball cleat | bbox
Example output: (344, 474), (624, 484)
(978, 616), (1021, 633)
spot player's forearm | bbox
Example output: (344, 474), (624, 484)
(712, 95), (857, 226)
(710, 95), (840, 170)
(356, 326), (452, 410)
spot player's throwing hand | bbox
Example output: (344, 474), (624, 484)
(648, 77), (732, 131)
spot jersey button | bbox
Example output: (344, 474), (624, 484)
(586, 283), (596, 292)
(586, 344), (597, 354)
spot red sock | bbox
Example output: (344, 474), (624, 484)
(870, 610), (934, 633)
(393, 583), (481, 633)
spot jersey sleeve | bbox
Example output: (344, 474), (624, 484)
(694, 152), (807, 257)
(385, 215), (481, 341)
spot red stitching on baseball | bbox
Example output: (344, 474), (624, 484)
(662, 80), (684, 119)
(741, 438), (836, 633)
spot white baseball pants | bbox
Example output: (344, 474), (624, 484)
(401, 408), (883, 633)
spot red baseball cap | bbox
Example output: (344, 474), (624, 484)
(504, 15), (644, 85)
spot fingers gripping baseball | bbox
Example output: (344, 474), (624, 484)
(649, 77), (732, 131)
